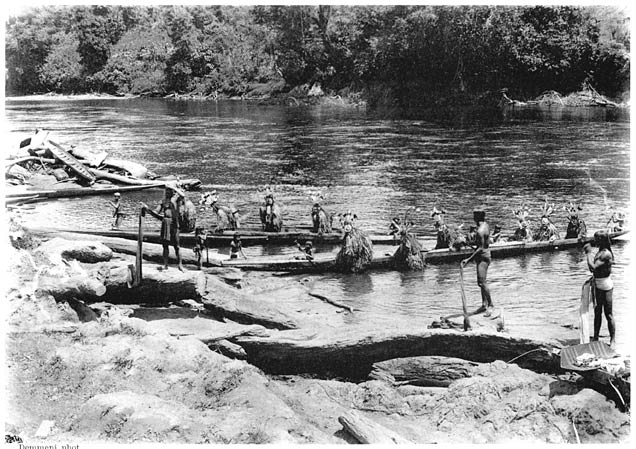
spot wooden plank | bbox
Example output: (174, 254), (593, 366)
(46, 139), (96, 183)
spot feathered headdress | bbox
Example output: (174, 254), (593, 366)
(309, 190), (325, 206)
(563, 201), (583, 217)
(391, 207), (420, 234)
(257, 185), (276, 199)
(539, 199), (555, 218)
(199, 190), (218, 206)
(338, 210), (358, 227)
(431, 206), (446, 219)
(512, 204), (530, 222)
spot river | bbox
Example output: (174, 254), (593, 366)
(4, 98), (632, 351)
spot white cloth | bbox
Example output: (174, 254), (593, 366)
(579, 276), (595, 343)
(594, 276), (613, 291)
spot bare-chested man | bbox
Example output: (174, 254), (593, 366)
(461, 208), (494, 316)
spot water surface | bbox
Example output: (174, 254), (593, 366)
(5, 98), (631, 350)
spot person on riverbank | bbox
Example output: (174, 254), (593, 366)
(584, 230), (616, 348)
(108, 192), (125, 230)
(142, 185), (184, 271)
(461, 207), (494, 316)
(230, 234), (247, 259)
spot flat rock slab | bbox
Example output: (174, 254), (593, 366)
(235, 326), (561, 380)
(35, 237), (113, 263)
(145, 316), (268, 344)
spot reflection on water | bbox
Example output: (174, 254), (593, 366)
(5, 99), (631, 347)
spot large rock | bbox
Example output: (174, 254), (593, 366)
(551, 388), (630, 442)
(75, 391), (208, 442)
(35, 237), (112, 264)
(6, 289), (79, 332)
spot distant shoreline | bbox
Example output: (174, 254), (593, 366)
(5, 93), (139, 101)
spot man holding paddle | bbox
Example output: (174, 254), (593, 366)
(461, 207), (495, 317)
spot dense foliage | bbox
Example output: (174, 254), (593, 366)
(5, 5), (630, 105)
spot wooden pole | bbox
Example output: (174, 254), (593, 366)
(129, 207), (145, 288)
(135, 208), (144, 286)
(459, 264), (471, 331)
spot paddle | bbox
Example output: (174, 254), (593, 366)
(440, 263), (476, 330)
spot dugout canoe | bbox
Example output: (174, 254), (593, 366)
(5, 182), (165, 199)
(58, 227), (401, 248)
(220, 230), (629, 273)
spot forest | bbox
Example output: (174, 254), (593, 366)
(4, 5), (631, 108)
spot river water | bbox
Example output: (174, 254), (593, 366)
(4, 98), (632, 351)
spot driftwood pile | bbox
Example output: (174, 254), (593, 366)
(5, 130), (201, 206)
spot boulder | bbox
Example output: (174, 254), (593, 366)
(75, 391), (207, 442)
(35, 237), (112, 264)
(551, 388), (630, 442)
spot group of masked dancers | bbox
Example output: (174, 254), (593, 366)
(431, 199), (625, 251)
(126, 186), (619, 348)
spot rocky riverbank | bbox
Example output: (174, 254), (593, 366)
(4, 217), (630, 444)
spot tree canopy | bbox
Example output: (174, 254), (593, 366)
(5, 5), (630, 104)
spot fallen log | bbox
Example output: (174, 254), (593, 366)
(202, 277), (300, 330)
(69, 146), (147, 178)
(94, 262), (209, 305)
(35, 237), (113, 264)
(369, 356), (480, 387)
(27, 230), (225, 267)
(142, 316), (268, 344)
(235, 328), (562, 380)
(338, 410), (413, 444)
(309, 292), (354, 313)
(36, 275), (107, 301)
(88, 168), (201, 191)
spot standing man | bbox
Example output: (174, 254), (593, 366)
(461, 207), (494, 316)
(142, 185), (184, 271)
(584, 230), (615, 348)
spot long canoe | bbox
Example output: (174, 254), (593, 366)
(55, 227), (402, 248)
(220, 230), (629, 273)
(5, 183), (165, 199)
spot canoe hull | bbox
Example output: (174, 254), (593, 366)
(221, 231), (629, 272)
(58, 228), (400, 248)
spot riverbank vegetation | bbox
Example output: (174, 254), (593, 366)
(5, 5), (630, 109)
